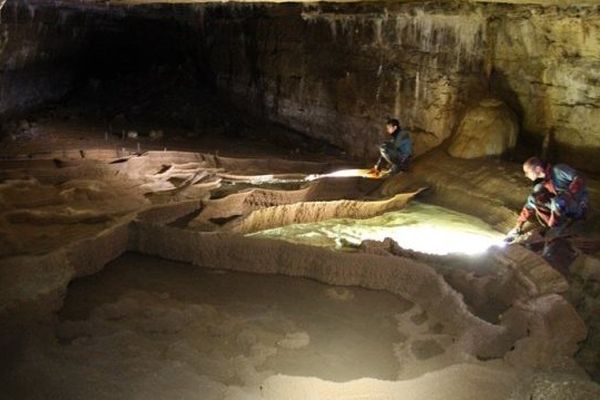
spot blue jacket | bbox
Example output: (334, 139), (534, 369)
(392, 128), (412, 157)
(547, 163), (588, 219)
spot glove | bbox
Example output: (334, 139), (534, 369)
(504, 227), (523, 243)
(368, 167), (381, 176)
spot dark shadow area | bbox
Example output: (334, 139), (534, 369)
(0, 3), (343, 160)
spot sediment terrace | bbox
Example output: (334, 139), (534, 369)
(1, 150), (599, 399)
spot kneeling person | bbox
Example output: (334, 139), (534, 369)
(506, 157), (589, 264)
(370, 119), (412, 176)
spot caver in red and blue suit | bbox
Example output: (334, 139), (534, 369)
(506, 157), (589, 265)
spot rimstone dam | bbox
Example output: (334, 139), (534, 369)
(1, 1), (600, 399)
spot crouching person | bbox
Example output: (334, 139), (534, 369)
(369, 119), (412, 176)
(506, 157), (589, 270)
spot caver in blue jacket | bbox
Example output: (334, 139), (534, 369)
(373, 120), (413, 174)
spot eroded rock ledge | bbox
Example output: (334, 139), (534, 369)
(0, 150), (599, 398)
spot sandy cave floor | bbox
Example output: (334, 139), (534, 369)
(2, 114), (600, 399)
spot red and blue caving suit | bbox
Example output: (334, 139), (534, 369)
(517, 163), (589, 230)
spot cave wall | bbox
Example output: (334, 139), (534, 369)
(490, 5), (600, 170)
(200, 3), (489, 159)
(198, 2), (600, 171)
(0, 0), (96, 116)
(0, 0), (215, 126)
(1, 1), (600, 172)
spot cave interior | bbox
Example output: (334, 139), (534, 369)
(1, 1), (600, 400)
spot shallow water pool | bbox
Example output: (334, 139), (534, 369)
(250, 202), (505, 255)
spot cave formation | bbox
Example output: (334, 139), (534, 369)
(1, 0), (600, 399)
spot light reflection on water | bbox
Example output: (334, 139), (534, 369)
(250, 202), (505, 255)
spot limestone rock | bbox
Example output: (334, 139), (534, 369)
(571, 254), (600, 283)
(448, 98), (519, 159)
(502, 294), (587, 369)
(511, 372), (600, 400)
(492, 8), (600, 172)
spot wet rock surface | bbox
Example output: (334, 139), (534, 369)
(1, 141), (598, 399)
(448, 97), (519, 159)
(569, 255), (600, 382)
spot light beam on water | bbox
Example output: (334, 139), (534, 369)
(250, 202), (505, 255)
(227, 169), (378, 185)
(306, 169), (375, 181)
